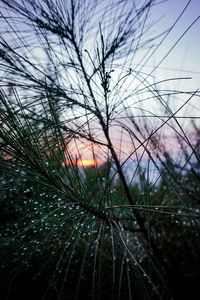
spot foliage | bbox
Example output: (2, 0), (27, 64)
(0, 0), (200, 299)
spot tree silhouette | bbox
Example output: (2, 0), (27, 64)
(0, 0), (200, 299)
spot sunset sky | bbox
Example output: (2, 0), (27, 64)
(0, 0), (199, 170)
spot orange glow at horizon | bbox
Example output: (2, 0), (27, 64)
(62, 159), (102, 167)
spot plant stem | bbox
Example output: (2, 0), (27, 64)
(71, 35), (171, 276)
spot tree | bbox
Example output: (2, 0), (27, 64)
(0, 0), (200, 299)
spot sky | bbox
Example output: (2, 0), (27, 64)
(0, 0), (199, 173)
(114, 0), (200, 127)
(0, 0), (199, 103)
(147, 0), (200, 90)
